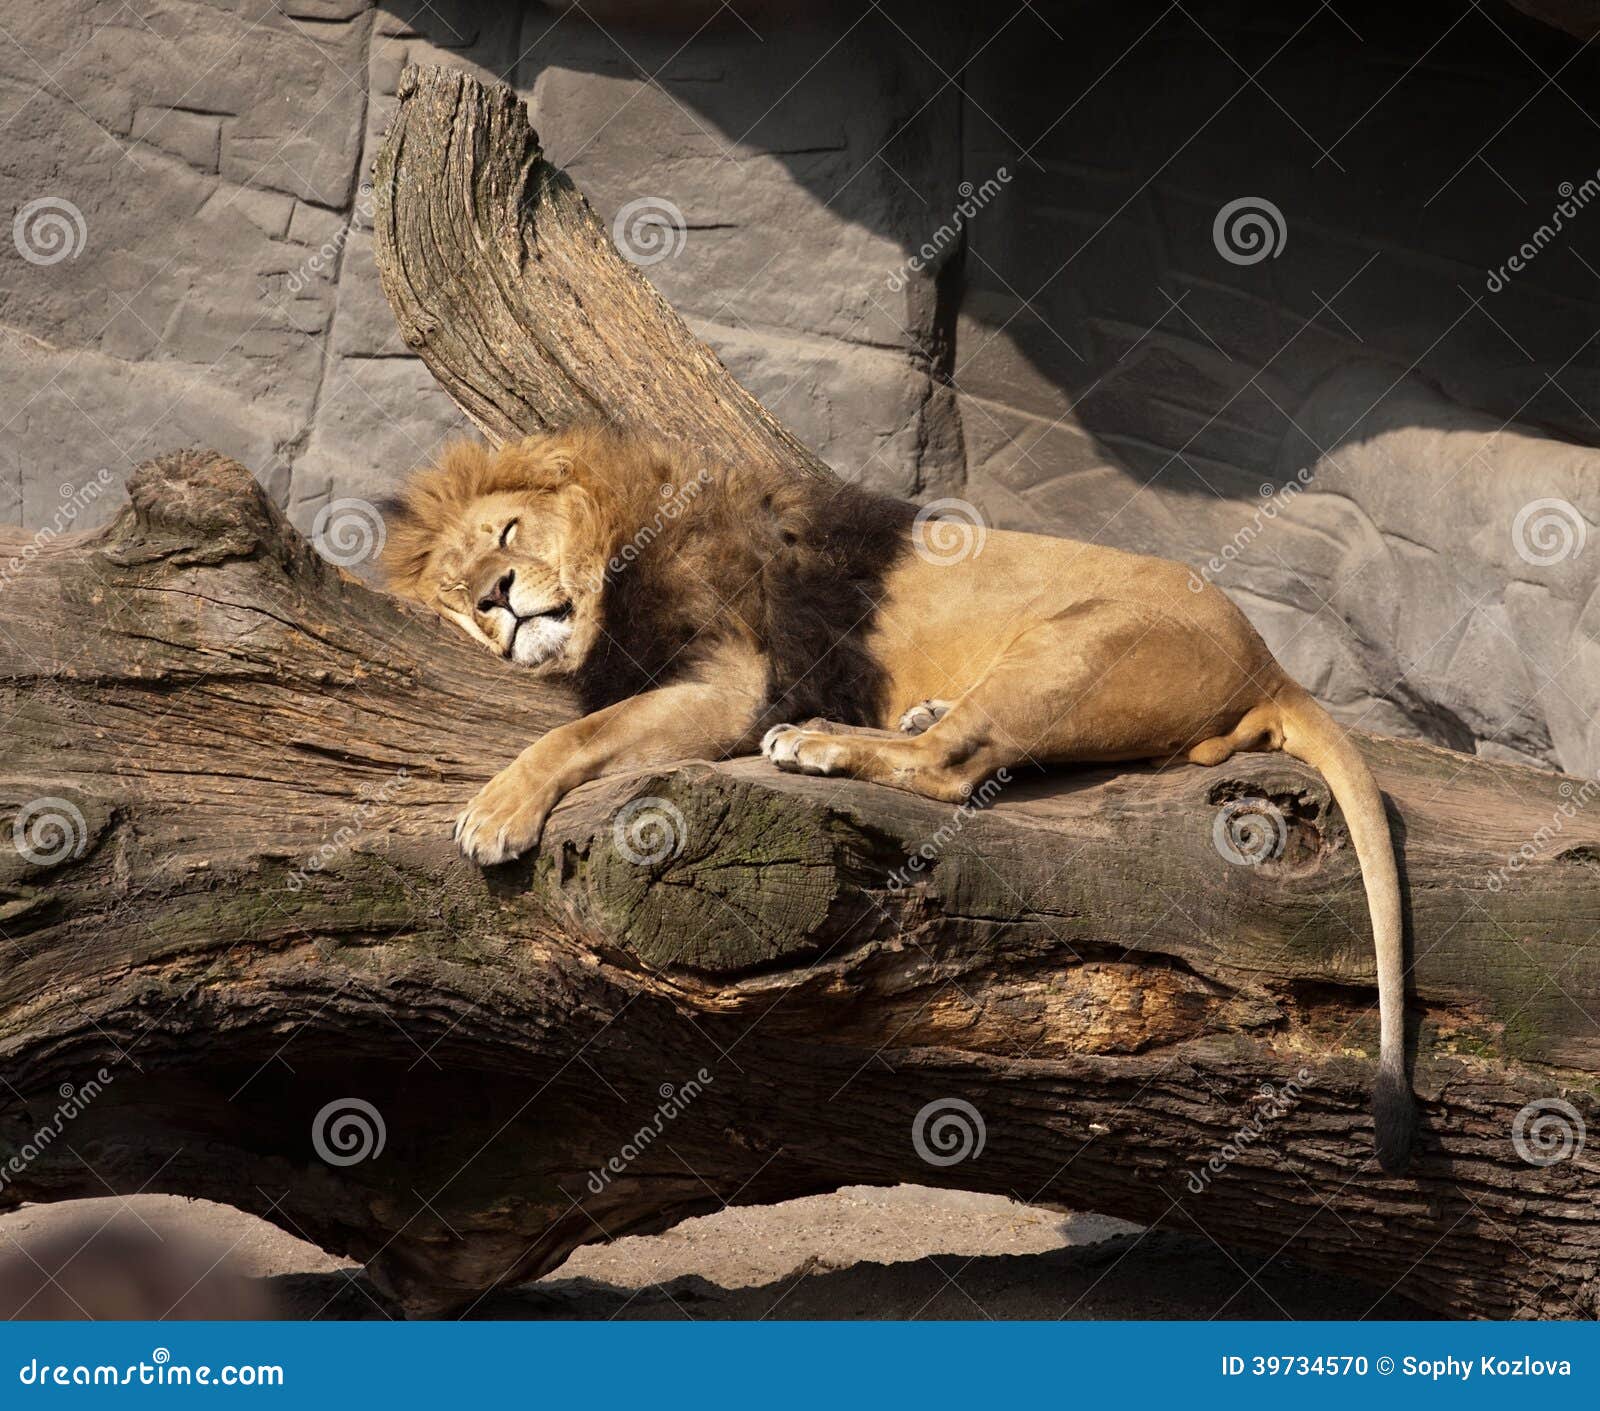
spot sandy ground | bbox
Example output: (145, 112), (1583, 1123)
(0, 1189), (1426, 1320)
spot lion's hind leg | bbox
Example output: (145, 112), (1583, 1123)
(762, 719), (976, 800)
(762, 615), (1129, 800)
(762, 606), (1270, 802)
(1174, 703), (1282, 767)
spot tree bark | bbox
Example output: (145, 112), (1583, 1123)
(372, 65), (829, 478)
(1, 66), (1596, 1321)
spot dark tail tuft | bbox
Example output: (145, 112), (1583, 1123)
(1373, 1062), (1418, 1174)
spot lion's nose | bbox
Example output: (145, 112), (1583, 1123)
(478, 569), (515, 614)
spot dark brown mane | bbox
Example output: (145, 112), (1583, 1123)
(562, 429), (914, 724)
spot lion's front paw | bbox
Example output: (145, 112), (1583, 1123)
(897, 699), (952, 734)
(760, 723), (848, 776)
(454, 765), (555, 865)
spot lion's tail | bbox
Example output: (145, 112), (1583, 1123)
(1274, 685), (1416, 1174)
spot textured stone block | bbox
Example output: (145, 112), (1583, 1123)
(692, 318), (932, 496)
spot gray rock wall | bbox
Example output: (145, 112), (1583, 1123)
(3, 0), (1597, 771)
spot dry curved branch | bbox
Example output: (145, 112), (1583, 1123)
(372, 64), (829, 477)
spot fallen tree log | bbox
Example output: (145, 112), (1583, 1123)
(1, 67), (1597, 1321)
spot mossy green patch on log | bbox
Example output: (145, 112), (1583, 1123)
(549, 771), (844, 974)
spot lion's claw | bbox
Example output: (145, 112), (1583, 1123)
(897, 699), (951, 734)
(760, 722), (846, 776)
(455, 764), (553, 865)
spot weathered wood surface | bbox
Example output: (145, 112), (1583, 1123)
(373, 64), (829, 478)
(1, 65), (1596, 1320)
(1, 451), (1597, 1318)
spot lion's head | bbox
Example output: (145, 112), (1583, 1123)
(379, 431), (621, 672)
(381, 423), (915, 723)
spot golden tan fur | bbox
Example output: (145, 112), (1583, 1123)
(383, 426), (1417, 1172)
(385, 432), (739, 665)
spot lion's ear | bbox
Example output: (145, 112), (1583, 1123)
(373, 494), (432, 599)
(372, 493), (407, 526)
(510, 434), (576, 486)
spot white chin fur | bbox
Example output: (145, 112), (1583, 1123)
(510, 618), (572, 667)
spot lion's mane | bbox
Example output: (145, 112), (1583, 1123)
(383, 424), (913, 727)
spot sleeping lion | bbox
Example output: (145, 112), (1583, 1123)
(381, 423), (1416, 1173)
